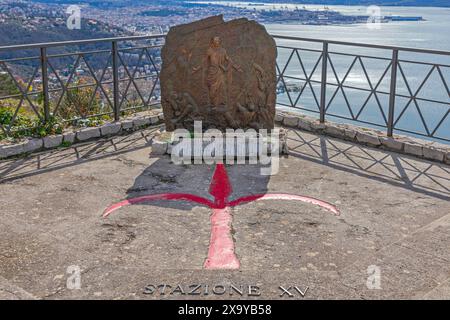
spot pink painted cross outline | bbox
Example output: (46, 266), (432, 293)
(103, 164), (340, 269)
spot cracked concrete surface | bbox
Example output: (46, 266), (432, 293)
(0, 126), (449, 300)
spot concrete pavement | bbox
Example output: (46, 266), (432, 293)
(0, 126), (449, 299)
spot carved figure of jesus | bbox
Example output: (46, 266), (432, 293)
(193, 36), (242, 108)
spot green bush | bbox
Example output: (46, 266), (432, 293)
(0, 74), (20, 97)
(58, 79), (112, 121)
(0, 102), (35, 139)
(0, 101), (62, 140)
(0, 78), (118, 141)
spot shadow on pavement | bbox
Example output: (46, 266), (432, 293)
(0, 125), (448, 201)
(121, 157), (271, 211)
(0, 126), (162, 182)
(286, 128), (450, 201)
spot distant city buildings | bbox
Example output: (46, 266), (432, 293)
(0, 0), (422, 100)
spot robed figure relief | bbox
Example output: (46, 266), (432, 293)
(194, 36), (243, 110)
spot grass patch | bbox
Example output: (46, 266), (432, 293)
(59, 141), (73, 148)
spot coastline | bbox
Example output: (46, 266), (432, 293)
(191, 1), (450, 9)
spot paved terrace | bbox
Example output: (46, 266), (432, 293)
(0, 126), (449, 300)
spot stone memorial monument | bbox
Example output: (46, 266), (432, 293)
(160, 15), (277, 132)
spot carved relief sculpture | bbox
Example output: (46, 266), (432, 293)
(160, 15), (277, 131)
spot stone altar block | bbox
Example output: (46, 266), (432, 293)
(160, 15), (277, 132)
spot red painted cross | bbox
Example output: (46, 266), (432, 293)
(103, 164), (340, 269)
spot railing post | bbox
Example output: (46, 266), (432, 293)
(111, 41), (120, 122)
(40, 47), (50, 122)
(319, 42), (328, 123)
(387, 49), (398, 137)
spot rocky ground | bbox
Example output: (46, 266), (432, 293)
(0, 125), (449, 299)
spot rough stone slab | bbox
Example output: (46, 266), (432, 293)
(324, 125), (346, 139)
(151, 140), (168, 155)
(310, 121), (326, 131)
(133, 117), (151, 129)
(43, 135), (63, 149)
(356, 131), (381, 147)
(63, 132), (76, 144)
(380, 136), (404, 152)
(100, 123), (122, 136)
(121, 120), (134, 131)
(343, 127), (357, 141)
(23, 139), (43, 153)
(161, 15), (277, 131)
(76, 127), (101, 141)
(274, 114), (284, 123)
(282, 116), (299, 127)
(149, 116), (160, 125)
(1, 139), (45, 159)
(297, 117), (312, 131)
(0, 143), (24, 159)
(157, 113), (165, 121)
(423, 145), (445, 162)
(404, 142), (423, 157)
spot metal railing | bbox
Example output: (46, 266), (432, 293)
(0, 34), (449, 143)
(273, 35), (450, 143)
(0, 35), (165, 138)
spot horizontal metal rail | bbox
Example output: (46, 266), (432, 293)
(0, 34), (166, 52)
(272, 34), (450, 56)
(0, 33), (446, 55)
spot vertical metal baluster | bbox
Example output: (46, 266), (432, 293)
(387, 49), (398, 137)
(40, 47), (50, 122)
(319, 42), (328, 123)
(112, 41), (120, 121)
